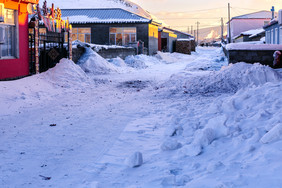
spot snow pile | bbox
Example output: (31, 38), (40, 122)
(160, 80), (282, 187)
(155, 51), (179, 64)
(183, 47), (227, 71)
(167, 62), (282, 95)
(108, 57), (128, 67)
(124, 53), (186, 69)
(77, 47), (118, 74)
(72, 40), (128, 52)
(124, 55), (149, 69)
(42, 58), (90, 87)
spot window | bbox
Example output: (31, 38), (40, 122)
(280, 27), (282, 44)
(0, 8), (18, 59)
(109, 27), (136, 46)
(265, 30), (270, 44)
(275, 28), (278, 44)
(69, 27), (91, 43)
(271, 29), (274, 44)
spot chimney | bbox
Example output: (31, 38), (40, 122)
(271, 6), (275, 20)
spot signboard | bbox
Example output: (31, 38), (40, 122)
(21, 0), (38, 4)
(0, 3), (4, 22)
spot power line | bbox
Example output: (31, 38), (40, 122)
(152, 7), (226, 14)
(171, 24), (222, 28)
(231, 7), (265, 12)
(159, 17), (228, 20)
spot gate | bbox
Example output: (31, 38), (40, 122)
(29, 26), (71, 74)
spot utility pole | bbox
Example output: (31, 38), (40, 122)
(228, 3), (231, 43)
(194, 30), (196, 43)
(196, 21), (200, 45)
(221, 17), (224, 42)
(191, 25), (193, 35)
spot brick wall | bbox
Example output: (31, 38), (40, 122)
(175, 41), (191, 55)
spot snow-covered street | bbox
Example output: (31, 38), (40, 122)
(1, 47), (282, 187)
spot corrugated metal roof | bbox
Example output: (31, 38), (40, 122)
(61, 8), (151, 24)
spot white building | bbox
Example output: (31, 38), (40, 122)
(227, 11), (277, 43)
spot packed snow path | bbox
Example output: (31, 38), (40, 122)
(1, 47), (282, 187)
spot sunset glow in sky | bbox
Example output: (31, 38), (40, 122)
(131, 0), (282, 32)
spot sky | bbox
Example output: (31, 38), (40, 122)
(130, 0), (282, 33)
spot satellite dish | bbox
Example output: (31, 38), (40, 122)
(27, 3), (33, 15)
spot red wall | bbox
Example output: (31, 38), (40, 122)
(0, 13), (29, 79)
(158, 31), (162, 51)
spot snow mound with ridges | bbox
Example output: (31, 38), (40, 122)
(41, 58), (90, 87)
(77, 48), (118, 74)
(167, 62), (282, 95)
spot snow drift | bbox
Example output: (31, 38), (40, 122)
(166, 62), (282, 95)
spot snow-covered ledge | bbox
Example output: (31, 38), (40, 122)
(226, 43), (282, 51)
(224, 43), (282, 68)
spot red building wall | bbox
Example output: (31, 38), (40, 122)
(0, 2), (30, 80)
(158, 31), (161, 51)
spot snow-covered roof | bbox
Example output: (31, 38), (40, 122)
(177, 38), (194, 41)
(233, 28), (265, 40)
(232, 11), (277, 19)
(241, 28), (265, 36)
(263, 20), (279, 29)
(61, 8), (151, 24)
(249, 29), (265, 38)
(45, 0), (152, 19)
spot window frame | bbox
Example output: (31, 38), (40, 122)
(69, 27), (91, 43)
(109, 27), (137, 46)
(271, 29), (274, 44)
(275, 28), (278, 44)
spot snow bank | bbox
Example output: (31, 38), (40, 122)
(167, 62), (282, 95)
(77, 47), (118, 74)
(161, 77), (282, 186)
(42, 58), (90, 87)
